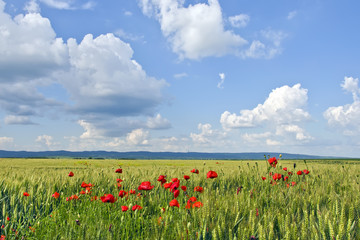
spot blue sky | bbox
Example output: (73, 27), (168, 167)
(0, 0), (360, 157)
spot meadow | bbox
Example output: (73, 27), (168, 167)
(0, 157), (360, 239)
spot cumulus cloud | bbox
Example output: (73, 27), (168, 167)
(275, 124), (313, 141)
(221, 84), (310, 129)
(228, 14), (250, 28)
(139, 0), (247, 59)
(146, 114), (171, 129)
(217, 73), (225, 89)
(0, 136), (14, 148)
(63, 33), (167, 117)
(126, 128), (149, 145)
(36, 134), (54, 147)
(24, 0), (40, 13)
(190, 123), (226, 144)
(324, 77), (360, 135)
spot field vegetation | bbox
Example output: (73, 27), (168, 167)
(1, 157), (360, 239)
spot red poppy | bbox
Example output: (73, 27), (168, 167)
(80, 190), (86, 195)
(81, 181), (92, 188)
(157, 175), (166, 184)
(207, 171), (218, 179)
(189, 196), (197, 202)
(170, 180), (180, 192)
(181, 186), (187, 191)
(138, 181), (154, 191)
(100, 194), (116, 203)
(291, 182), (296, 186)
(284, 176), (289, 181)
(121, 206), (129, 212)
(132, 204), (142, 211)
(68, 171), (74, 177)
(272, 173), (282, 181)
(183, 175), (190, 181)
(163, 182), (172, 189)
(283, 167), (287, 171)
(23, 192), (30, 197)
(303, 169), (310, 175)
(268, 157), (278, 167)
(173, 189), (180, 198)
(288, 172), (293, 175)
(171, 178), (178, 182)
(194, 186), (203, 193)
(6, 217), (10, 221)
(297, 171), (303, 175)
(261, 176), (266, 181)
(66, 195), (79, 201)
(116, 178), (123, 183)
(1, 235), (5, 240)
(190, 169), (199, 174)
(169, 199), (179, 208)
(118, 190), (127, 198)
(52, 192), (60, 199)
(115, 168), (122, 173)
(192, 201), (203, 208)
(129, 189), (136, 194)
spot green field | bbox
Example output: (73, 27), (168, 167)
(1, 157), (360, 239)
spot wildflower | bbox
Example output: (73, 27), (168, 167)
(138, 181), (154, 191)
(283, 167), (287, 171)
(173, 189), (180, 198)
(121, 206), (129, 212)
(68, 171), (74, 177)
(116, 178), (123, 183)
(181, 186), (187, 191)
(288, 172), (293, 175)
(115, 168), (122, 173)
(237, 186), (243, 195)
(170, 180), (180, 192)
(132, 204), (142, 211)
(6, 217), (10, 221)
(90, 196), (98, 201)
(192, 202), (203, 208)
(129, 189), (136, 194)
(297, 171), (303, 175)
(171, 178), (178, 182)
(1, 235), (5, 240)
(161, 207), (166, 213)
(100, 194), (116, 203)
(261, 176), (266, 181)
(52, 192), (60, 199)
(303, 169), (310, 175)
(272, 173), (282, 181)
(118, 190), (127, 198)
(66, 195), (79, 201)
(163, 182), (172, 189)
(157, 175), (166, 184)
(268, 157), (278, 167)
(284, 176), (289, 181)
(79, 190), (86, 195)
(81, 182), (92, 188)
(206, 171), (218, 179)
(256, 208), (259, 217)
(23, 192), (30, 197)
(190, 169), (199, 174)
(194, 186), (203, 193)
(169, 199), (180, 208)
(184, 175), (190, 181)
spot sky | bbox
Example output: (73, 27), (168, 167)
(0, 0), (360, 157)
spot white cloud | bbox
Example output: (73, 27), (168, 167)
(36, 134), (54, 147)
(78, 120), (105, 139)
(217, 72), (225, 89)
(114, 29), (144, 42)
(324, 77), (360, 135)
(39, 0), (96, 10)
(220, 84), (310, 129)
(146, 114), (171, 129)
(139, 0), (247, 60)
(173, 72), (188, 79)
(242, 132), (272, 143)
(0, 136), (13, 145)
(287, 11), (297, 20)
(4, 115), (34, 125)
(190, 123), (226, 144)
(228, 14), (250, 28)
(24, 0), (41, 13)
(126, 128), (149, 145)
(275, 124), (313, 141)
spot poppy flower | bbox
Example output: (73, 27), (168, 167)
(6, 217), (10, 221)
(163, 182), (172, 189)
(297, 171), (303, 175)
(192, 201), (203, 208)
(207, 171), (218, 179)
(157, 175), (166, 184)
(288, 172), (293, 175)
(190, 169), (199, 174)
(52, 192), (60, 199)
(272, 173), (282, 181)
(284, 176), (289, 181)
(23, 192), (30, 197)
(283, 167), (287, 171)
(237, 186), (243, 195)
(121, 206), (129, 212)
(303, 169), (310, 175)
(170, 180), (180, 192)
(194, 186), (203, 193)
(268, 157), (278, 167)
(189, 196), (197, 202)
(181, 186), (187, 191)
(116, 178), (123, 183)
(132, 204), (142, 211)
(138, 181), (154, 191)
(68, 171), (74, 177)
(118, 190), (127, 198)
(81, 182), (92, 188)
(115, 168), (122, 173)
(261, 176), (266, 181)
(171, 178), (178, 182)
(173, 189), (180, 198)
(183, 175), (190, 181)
(80, 190), (86, 195)
(100, 194), (116, 203)
(129, 189), (136, 194)
(169, 199), (180, 208)
(66, 195), (79, 201)
(1, 235), (5, 240)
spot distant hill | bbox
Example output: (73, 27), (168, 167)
(0, 150), (341, 159)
